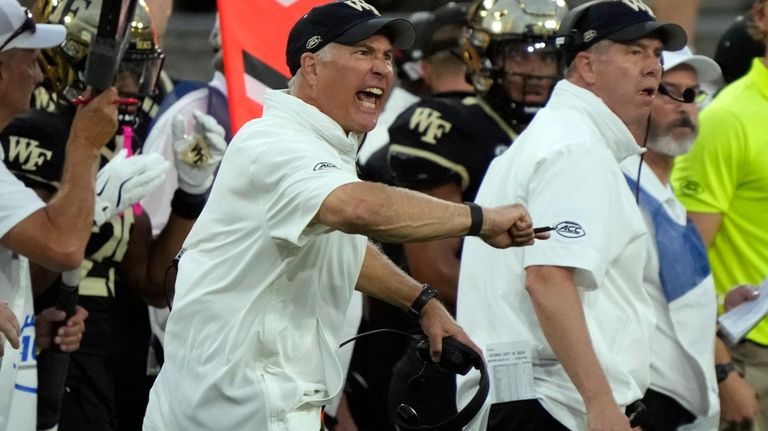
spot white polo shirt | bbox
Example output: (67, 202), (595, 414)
(620, 155), (718, 422)
(456, 80), (654, 431)
(0, 164), (44, 431)
(143, 89), (367, 431)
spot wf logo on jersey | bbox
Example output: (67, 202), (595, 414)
(344, 0), (380, 15)
(6, 136), (53, 171)
(409, 108), (452, 145)
(555, 221), (586, 238)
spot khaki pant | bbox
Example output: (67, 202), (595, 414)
(722, 341), (768, 431)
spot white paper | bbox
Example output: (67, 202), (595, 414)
(718, 278), (768, 345)
(486, 341), (535, 403)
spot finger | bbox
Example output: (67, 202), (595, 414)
(7, 306), (20, 335)
(172, 114), (187, 143)
(194, 111), (225, 137)
(534, 232), (551, 240)
(39, 307), (67, 323)
(429, 335), (443, 363)
(56, 332), (83, 346)
(1, 326), (19, 350)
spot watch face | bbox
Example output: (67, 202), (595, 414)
(716, 363), (736, 382)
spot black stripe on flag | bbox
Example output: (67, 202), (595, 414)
(243, 51), (288, 90)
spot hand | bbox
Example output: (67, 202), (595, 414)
(93, 149), (170, 226)
(35, 305), (89, 352)
(724, 285), (759, 312)
(172, 111), (227, 194)
(585, 400), (632, 431)
(418, 299), (481, 363)
(480, 204), (547, 248)
(0, 299), (20, 356)
(719, 371), (759, 427)
(69, 87), (119, 152)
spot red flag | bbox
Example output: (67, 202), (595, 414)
(217, 0), (328, 133)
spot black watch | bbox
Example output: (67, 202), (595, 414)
(408, 284), (440, 318)
(716, 362), (737, 383)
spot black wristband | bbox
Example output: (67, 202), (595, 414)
(171, 189), (207, 220)
(466, 202), (483, 236)
(408, 284), (440, 319)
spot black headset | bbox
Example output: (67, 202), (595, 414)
(395, 335), (489, 430)
(339, 330), (489, 431)
(657, 84), (696, 103)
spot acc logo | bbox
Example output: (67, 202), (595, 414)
(314, 162), (339, 171)
(306, 36), (322, 50)
(555, 221), (586, 239)
(678, 180), (704, 196)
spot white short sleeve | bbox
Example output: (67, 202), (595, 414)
(523, 144), (629, 290)
(257, 138), (360, 247)
(0, 165), (45, 238)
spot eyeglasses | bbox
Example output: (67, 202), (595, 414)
(0, 9), (36, 53)
(659, 83), (709, 105)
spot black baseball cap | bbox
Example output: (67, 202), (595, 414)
(557, 0), (687, 61)
(286, 1), (416, 76)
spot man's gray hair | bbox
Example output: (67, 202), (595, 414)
(565, 39), (613, 78)
(288, 44), (335, 94)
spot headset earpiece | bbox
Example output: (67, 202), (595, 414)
(658, 84), (696, 103)
(396, 404), (421, 426)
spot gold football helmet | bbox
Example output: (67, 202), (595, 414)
(463, 0), (568, 130)
(34, 0), (164, 102)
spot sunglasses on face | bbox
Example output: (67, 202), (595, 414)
(0, 9), (36, 53)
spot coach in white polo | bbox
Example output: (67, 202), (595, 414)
(455, 1), (687, 430)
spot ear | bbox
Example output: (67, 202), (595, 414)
(419, 60), (432, 87)
(574, 51), (597, 85)
(753, 1), (768, 34)
(300, 51), (319, 85)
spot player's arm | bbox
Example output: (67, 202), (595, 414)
(526, 265), (631, 431)
(120, 211), (194, 307)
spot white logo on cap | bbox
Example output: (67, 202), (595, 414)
(344, 0), (380, 16)
(583, 30), (597, 43)
(619, 0), (655, 17)
(307, 36), (322, 49)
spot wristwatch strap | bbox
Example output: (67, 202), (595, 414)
(408, 284), (440, 318)
(716, 362), (737, 383)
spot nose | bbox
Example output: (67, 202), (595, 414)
(371, 53), (392, 76)
(645, 54), (662, 79)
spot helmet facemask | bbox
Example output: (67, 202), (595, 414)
(463, 0), (568, 131)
